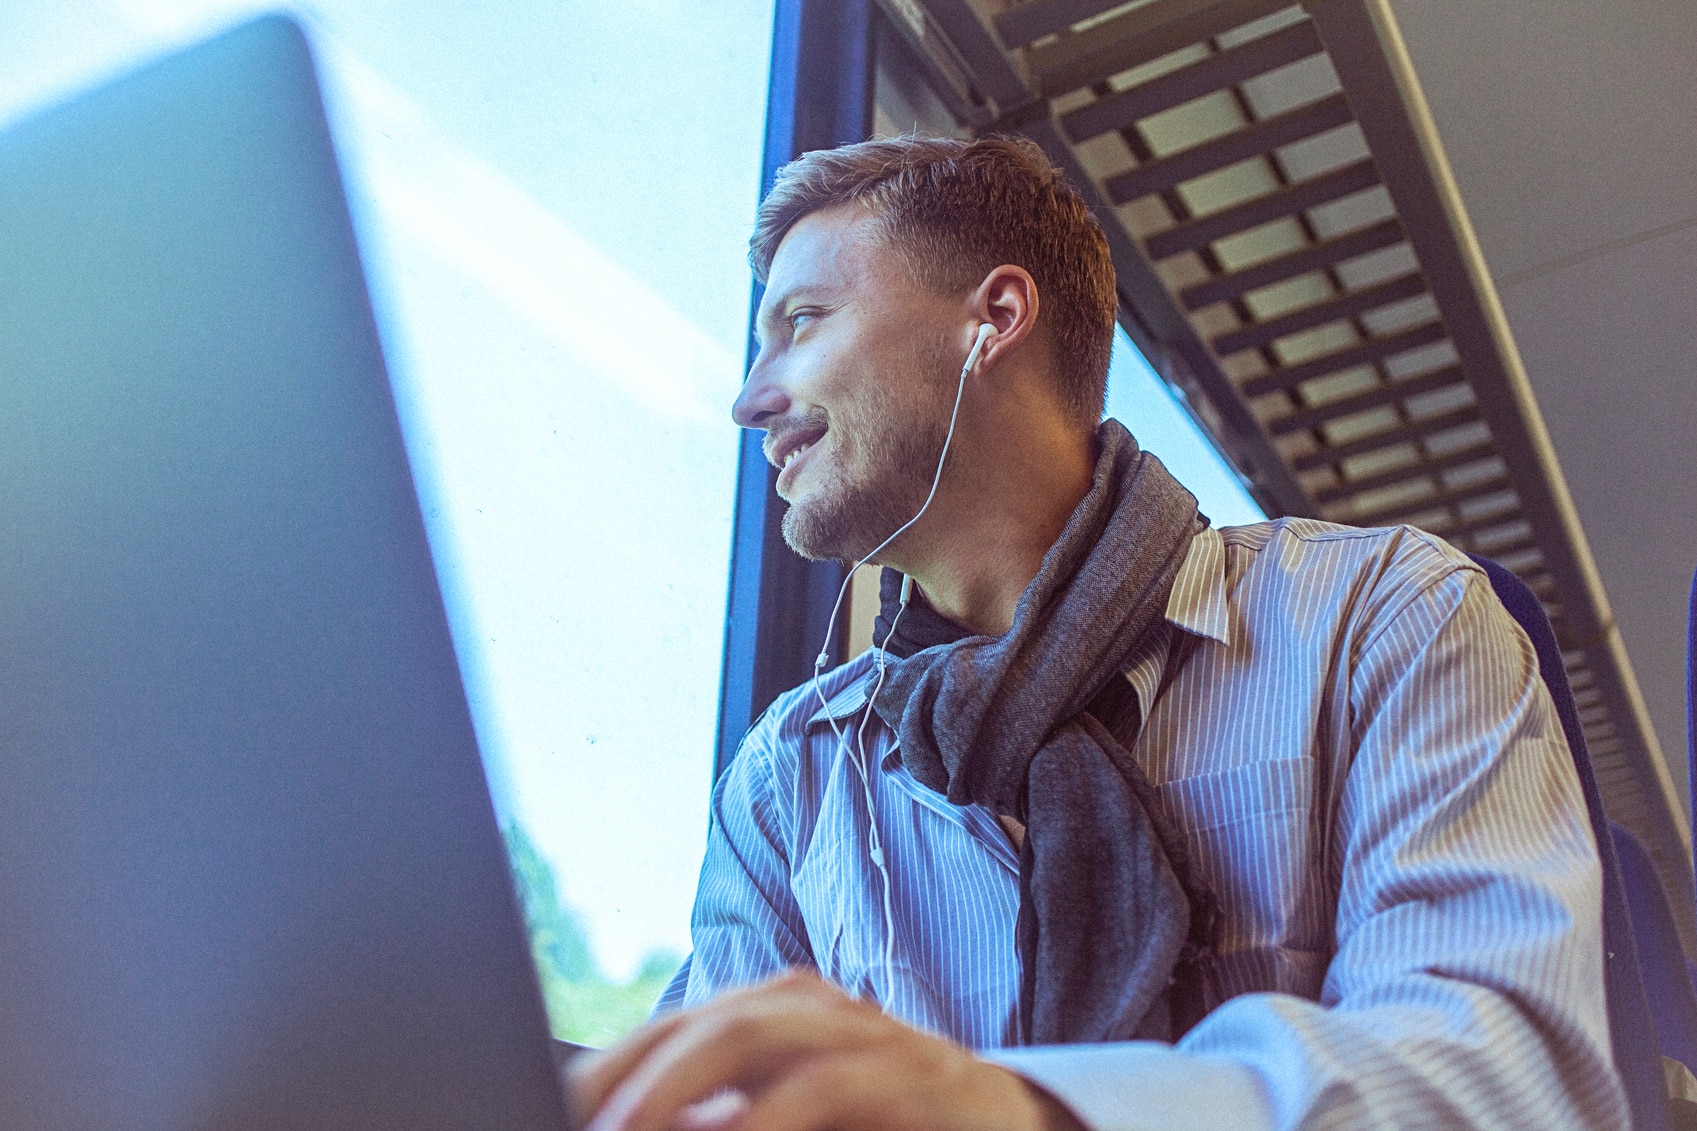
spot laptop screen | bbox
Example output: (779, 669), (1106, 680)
(0, 17), (571, 1128)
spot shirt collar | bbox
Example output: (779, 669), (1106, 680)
(1166, 524), (1231, 646)
(806, 657), (877, 727)
(804, 526), (1230, 729)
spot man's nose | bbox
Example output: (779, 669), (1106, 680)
(732, 355), (789, 430)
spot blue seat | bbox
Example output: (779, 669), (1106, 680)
(1470, 554), (1672, 1131)
(1612, 819), (1697, 1078)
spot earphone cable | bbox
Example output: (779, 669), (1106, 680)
(804, 322), (991, 1013)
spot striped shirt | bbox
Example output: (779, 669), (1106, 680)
(679, 518), (1628, 1130)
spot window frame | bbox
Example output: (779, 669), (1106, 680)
(715, 0), (876, 779)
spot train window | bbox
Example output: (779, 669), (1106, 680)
(6, 0), (1260, 1045)
(1104, 329), (1267, 529)
(2, 0), (773, 1045)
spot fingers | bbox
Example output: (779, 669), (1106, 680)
(586, 1001), (773, 1131)
(675, 1090), (749, 1131)
(569, 969), (1052, 1131)
(570, 1010), (690, 1118)
(579, 970), (887, 1131)
(735, 1047), (1050, 1131)
(735, 1049), (913, 1131)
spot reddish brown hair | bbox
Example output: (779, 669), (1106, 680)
(750, 134), (1118, 425)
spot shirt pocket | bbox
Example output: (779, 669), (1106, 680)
(1156, 756), (1329, 961)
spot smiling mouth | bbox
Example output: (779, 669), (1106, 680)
(772, 428), (827, 498)
(781, 441), (814, 471)
(769, 422), (828, 479)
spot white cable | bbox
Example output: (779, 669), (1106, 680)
(805, 322), (992, 1012)
(855, 582), (909, 1007)
(808, 322), (990, 739)
(809, 322), (993, 680)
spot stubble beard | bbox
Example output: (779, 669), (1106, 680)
(780, 347), (954, 564)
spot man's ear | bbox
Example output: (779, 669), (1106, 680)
(966, 265), (1039, 372)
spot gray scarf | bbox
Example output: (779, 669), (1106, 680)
(870, 420), (1214, 1044)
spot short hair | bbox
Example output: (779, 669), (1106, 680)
(750, 134), (1118, 426)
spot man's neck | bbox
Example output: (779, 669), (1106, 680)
(907, 523), (1064, 637)
(893, 426), (1095, 637)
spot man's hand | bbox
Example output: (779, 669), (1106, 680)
(568, 969), (1086, 1131)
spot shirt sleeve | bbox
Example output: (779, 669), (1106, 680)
(678, 709), (816, 1008)
(991, 567), (1630, 1130)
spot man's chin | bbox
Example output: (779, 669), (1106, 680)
(780, 493), (906, 564)
(779, 503), (856, 563)
(779, 478), (925, 564)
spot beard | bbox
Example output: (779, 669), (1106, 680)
(780, 341), (955, 564)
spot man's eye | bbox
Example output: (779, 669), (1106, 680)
(788, 309), (819, 332)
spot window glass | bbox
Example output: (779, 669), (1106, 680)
(1, 0), (773, 1045)
(1104, 329), (1268, 528)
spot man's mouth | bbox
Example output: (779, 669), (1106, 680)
(777, 439), (818, 494)
(770, 424), (828, 494)
(781, 441), (813, 471)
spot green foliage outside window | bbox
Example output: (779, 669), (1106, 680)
(503, 821), (682, 1047)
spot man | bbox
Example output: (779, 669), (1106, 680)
(571, 135), (1627, 1130)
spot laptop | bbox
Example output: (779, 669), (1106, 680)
(0, 15), (581, 1129)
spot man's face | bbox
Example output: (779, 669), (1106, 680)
(734, 205), (961, 563)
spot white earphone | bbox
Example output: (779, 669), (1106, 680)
(809, 320), (993, 1012)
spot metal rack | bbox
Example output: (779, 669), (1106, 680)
(880, 0), (1695, 946)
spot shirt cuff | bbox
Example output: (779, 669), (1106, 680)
(983, 1042), (1274, 1131)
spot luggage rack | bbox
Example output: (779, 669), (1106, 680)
(882, 0), (1695, 947)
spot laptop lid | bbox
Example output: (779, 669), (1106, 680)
(0, 15), (572, 1129)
